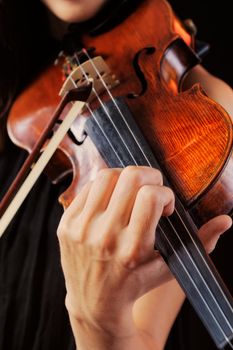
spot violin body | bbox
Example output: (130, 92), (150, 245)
(8, 0), (233, 224)
(80, 0), (233, 226)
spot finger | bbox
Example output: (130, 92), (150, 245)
(120, 185), (175, 267)
(198, 214), (232, 253)
(57, 181), (93, 241)
(82, 168), (122, 216)
(106, 166), (163, 226)
(61, 181), (92, 219)
(58, 169), (122, 246)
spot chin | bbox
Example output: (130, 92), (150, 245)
(43, 0), (106, 23)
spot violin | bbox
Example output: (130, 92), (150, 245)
(0, 0), (233, 347)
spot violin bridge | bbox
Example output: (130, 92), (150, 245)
(59, 56), (119, 102)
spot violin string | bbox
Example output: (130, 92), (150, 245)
(78, 50), (153, 167)
(74, 53), (139, 166)
(78, 49), (233, 317)
(71, 52), (232, 342)
(70, 77), (125, 167)
(166, 217), (233, 333)
(86, 103), (125, 167)
(159, 223), (233, 347)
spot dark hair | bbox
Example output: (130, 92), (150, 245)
(0, 0), (53, 120)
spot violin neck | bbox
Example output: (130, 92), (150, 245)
(85, 97), (233, 349)
(157, 204), (233, 349)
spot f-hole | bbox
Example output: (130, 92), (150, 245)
(127, 46), (156, 99)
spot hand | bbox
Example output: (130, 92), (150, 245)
(57, 166), (232, 339)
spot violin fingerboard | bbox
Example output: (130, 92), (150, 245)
(85, 97), (233, 349)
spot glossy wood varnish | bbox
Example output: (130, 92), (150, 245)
(7, 0), (233, 224)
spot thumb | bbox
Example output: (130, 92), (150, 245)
(198, 215), (232, 253)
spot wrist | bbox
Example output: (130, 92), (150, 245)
(69, 313), (134, 350)
(69, 314), (156, 350)
(65, 293), (135, 336)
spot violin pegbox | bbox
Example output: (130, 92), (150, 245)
(59, 56), (119, 102)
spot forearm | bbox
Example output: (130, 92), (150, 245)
(182, 65), (233, 116)
(133, 280), (185, 350)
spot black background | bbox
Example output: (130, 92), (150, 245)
(169, 0), (233, 86)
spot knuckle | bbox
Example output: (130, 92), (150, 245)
(171, 190), (175, 203)
(166, 186), (175, 199)
(64, 295), (71, 313)
(121, 166), (142, 186)
(165, 186), (175, 208)
(98, 237), (116, 255)
(71, 215), (91, 244)
(138, 185), (157, 204)
(72, 228), (87, 244)
(120, 251), (140, 269)
(64, 295), (81, 319)
(154, 169), (163, 185)
(97, 168), (111, 178)
(137, 185), (171, 216)
(57, 213), (87, 244)
(97, 168), (120, 182)
(95, 222), (117, 254)
(121, 167), (163, 187)
(57, 219), (69, 241)
(119, 242), (142, 269)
